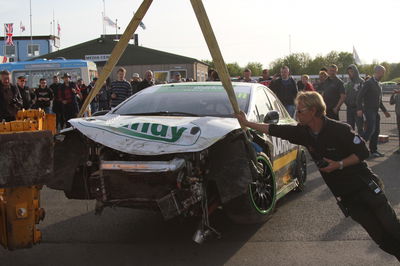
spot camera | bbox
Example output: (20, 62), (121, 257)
(316, 159), (329, 168)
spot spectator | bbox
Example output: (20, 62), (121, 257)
(321, 64), (346, 120)
(390, 85), (400, 154)
(210, 70), (219, 81)
(58, 73), (79, 128)
(77, 78), (88, 107)
(17, 76), (35, 109)
(131, 73), (141, 94)
(356, 65), (391, 157)
(110, 67), (132, 108)
(137, 70), (155, 91)
(316, 70), (328, 94)
(50, 75), (63, 129)
(97, 81), (111, 111)
(207, 68), (215, 81)
(345, 64), (364, 135)
(270, 66), (298, 117)
(300, 75), (315, 91)
(239, 68), (256, 83)
(258, 69), (272, 87)
(34, 78), (54, 113)
(0, 70), (22, 121)
(86, 77), (99, 114)
(170, 72), (182, 83)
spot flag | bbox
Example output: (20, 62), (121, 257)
(133, 12), (146, 30)
(4, 23), (14, 46)
(20, 21), (26, 32)
(103, 15), (117, 28)
(57, 21), (61, 36)
(353, 46), (361, 65)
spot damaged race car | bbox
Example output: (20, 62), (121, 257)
(50, 82), (307, 242)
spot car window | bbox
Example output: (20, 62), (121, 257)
(264, 88), (291, 120)
(254, 87), (271, 122)
(113, 84), (251, 117)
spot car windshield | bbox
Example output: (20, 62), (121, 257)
(113, 84), (251, 117)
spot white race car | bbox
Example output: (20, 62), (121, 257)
(50, 82), (307, 242)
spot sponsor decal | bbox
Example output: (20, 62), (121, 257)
(272, 136), (297, 157)
(114, 122), (201, 145)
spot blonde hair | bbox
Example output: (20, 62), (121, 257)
(295, 91), (326, 117)
(302, 74), (309, 80)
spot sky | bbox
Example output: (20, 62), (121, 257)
(1, 0), (400, 68)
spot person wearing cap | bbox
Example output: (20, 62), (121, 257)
(0, 70), (22, 121)
(170, 72), (182, 83)
(130, 73), (141, 95)
(50, 75), (63, 129)
(34, 78), (54, 113)
(17, 76), (35, 109)
(57, 73), (79, 128)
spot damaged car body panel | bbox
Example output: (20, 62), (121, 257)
(51, 82), (307, 241)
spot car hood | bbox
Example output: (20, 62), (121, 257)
(69, 115), (241, 155)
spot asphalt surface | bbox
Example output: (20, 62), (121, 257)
(1, 139), (400, 266)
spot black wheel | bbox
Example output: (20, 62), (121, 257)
(294, 149), (307, 192)
(224, 153), (277, 224)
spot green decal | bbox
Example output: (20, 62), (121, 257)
(141, 123), (150, 133)
(171, 126), (187, 142)
(151, 123), (168, 137)
(130, 123), (139, 130)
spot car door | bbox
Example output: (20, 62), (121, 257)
(262, 87), (299, 188)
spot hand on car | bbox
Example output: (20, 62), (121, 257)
(319, 158), (340, 173)
(333, 107), (339, 114)
(234, 110), (248, 126)
(384, 111), (391, 118)
(357, 110), (363, 117)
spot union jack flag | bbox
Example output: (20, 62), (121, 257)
(4, 23), (14, 46)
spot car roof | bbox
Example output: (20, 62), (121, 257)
(153, 81), (258, 94)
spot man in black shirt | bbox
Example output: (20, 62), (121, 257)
(321, 64), (346, 120)
(236, 91), (400, 262)
(357, 65), (391, 157)
(269, 66), (298, 118)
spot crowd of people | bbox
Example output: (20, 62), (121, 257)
(1, 63), (399, 155)
(229, 64), (400, 156)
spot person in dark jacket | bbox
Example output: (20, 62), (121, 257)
(97, 81), (111, 111)
(50, 75), (63, 129)
(57, 73), (79, 128)
(390, 87), (400, 154)
(17, 76), (35, 109)
(236, 91), (400, 262)
(345, 64), (364, 135)
(130, 73), (141, 94)
(356, 65), (391, 157)
(137, 70), (154, 92)
(269, 66), (298, 117)
(34, 78), (54, 113)
(0, 70), (22, 121)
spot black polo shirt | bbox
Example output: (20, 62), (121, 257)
(268, 117), (375, 197)
(322, 77), (345, 110)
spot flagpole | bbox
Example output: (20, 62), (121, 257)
(29, 0), (33, 50)
(103, 0), (106, 35)
(52, 9), (55, 36)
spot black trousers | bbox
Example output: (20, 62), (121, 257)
(343, 189), (400, 261)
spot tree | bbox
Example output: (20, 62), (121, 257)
(226, 62), (243, 77)
(245, 62), (263, 76)
(201, 59), (214, 69)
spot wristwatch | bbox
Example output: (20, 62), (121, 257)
(339, 161), (344, 170)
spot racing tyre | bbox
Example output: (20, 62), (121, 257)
(294, 149), (307, 192)
(224, 153), (277, 224)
